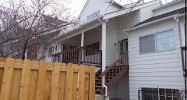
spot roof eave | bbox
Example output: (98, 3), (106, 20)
(124, 13), (185, 32)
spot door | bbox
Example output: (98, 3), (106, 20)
(119, 39), (128, 56)
(118, 39), (128, 65)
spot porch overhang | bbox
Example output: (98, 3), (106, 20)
(51, 18), (102, 43)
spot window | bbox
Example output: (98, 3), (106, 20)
(87, 10), (100, 22)
(86, 42), (99, 50)
(140, 34), (155, 53)
(139, 29), (175, 53)
(85, 42), (99, 56)
(139, 87), (180, 100)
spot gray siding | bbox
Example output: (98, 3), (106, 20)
(140, 2), (160, 22)
(128, 19), (184, 100)
(108, 73), (129, 100)
(79, 0), (120, 23)
(106, 19), (118, 66)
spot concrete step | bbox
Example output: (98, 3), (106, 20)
(95, 94), (104, 100)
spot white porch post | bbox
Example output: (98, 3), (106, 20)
(101, 21), (107, 96)
(81, 32), (84, 62)
(81, 32), (84, 47)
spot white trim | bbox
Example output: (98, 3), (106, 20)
(103, 0), (161, 20)
(101, 21), (108, 96)
(152, 0), (183, 11)
(124, 13), (185, 32)
(81, 32), (84, 47)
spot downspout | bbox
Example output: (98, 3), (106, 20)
(98, 17), (108, 97)
(173, 14), (185, 94)
(173, 14), (182, 46)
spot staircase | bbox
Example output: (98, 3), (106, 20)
(95, 52), (129, 94)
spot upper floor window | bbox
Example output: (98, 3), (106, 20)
(139, 29), (175, 54)
(87, 10), (100, 22)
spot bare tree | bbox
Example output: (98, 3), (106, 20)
(0, 0), (77, 60)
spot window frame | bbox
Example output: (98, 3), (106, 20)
(139, 29), (175, 54)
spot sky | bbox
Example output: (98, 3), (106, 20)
(0, 0), (173, 18)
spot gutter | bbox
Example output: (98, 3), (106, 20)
(124, 13), (185, 32)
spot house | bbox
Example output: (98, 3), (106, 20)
(49, 0), (186, 99)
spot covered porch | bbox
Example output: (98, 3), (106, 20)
(52, 19), (107, 68)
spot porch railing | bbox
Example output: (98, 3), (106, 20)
(101, 52), (128, 77)
(52, 47), (102, 66)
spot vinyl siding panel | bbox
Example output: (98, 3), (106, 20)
(79, 0), (120, 23)
(108, 73), (129, 100)
(106, 20), (118, 66)
(153, 0), (185, 16)
(116, 10), (140, 41)
(84, 28), (101, 48)
(139, 2), (160, 22)
(128, 19), (184, 100)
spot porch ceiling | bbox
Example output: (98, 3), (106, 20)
(52, 19), (102, 43)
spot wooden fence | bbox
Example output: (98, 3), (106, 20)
(0, 57), (95, 100)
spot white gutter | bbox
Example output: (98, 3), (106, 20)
(124, 13), (185, 32)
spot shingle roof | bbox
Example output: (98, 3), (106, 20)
(133, 7), (186, 27)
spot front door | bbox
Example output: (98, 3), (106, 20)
(118, 39), (128, 65)
(119, 39), (128, 56)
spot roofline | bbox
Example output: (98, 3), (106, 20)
(111, 0), (124, 8)
(78, 0), (123, 20)
(78, 0), (91, 20)
(124, 13), (185, 32)
(153, 0), (183, 11)
(103, 0), (161, 20)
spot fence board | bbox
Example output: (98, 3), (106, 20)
(28, 61), (39, 100)
(0, 58), (15, 100)
(0, 57), (95, 100)
(65, 63), (73, 100)
(0, 57), (5, 62)
(78, 65), (86, 100)
(45, 62), (53, 100)
(72, 64), (79, 100)
(89, 66), (95, 100)
(50, 62), (61, 100)
(19, 60), (32, 100)
(35, 61), (47, 100)
(58, 63), (66, 100)
(9, 59), (23, 100)
(0, 64), (4, 92)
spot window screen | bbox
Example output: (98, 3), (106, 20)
(140, 34), (155, 53)
(155, 30), (175, 52)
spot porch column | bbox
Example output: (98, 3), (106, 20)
(81, 32), (84, 47)
(101, 21), (106, 72)
(101, 21), (107, 96)
(81, 32), (84, 62)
